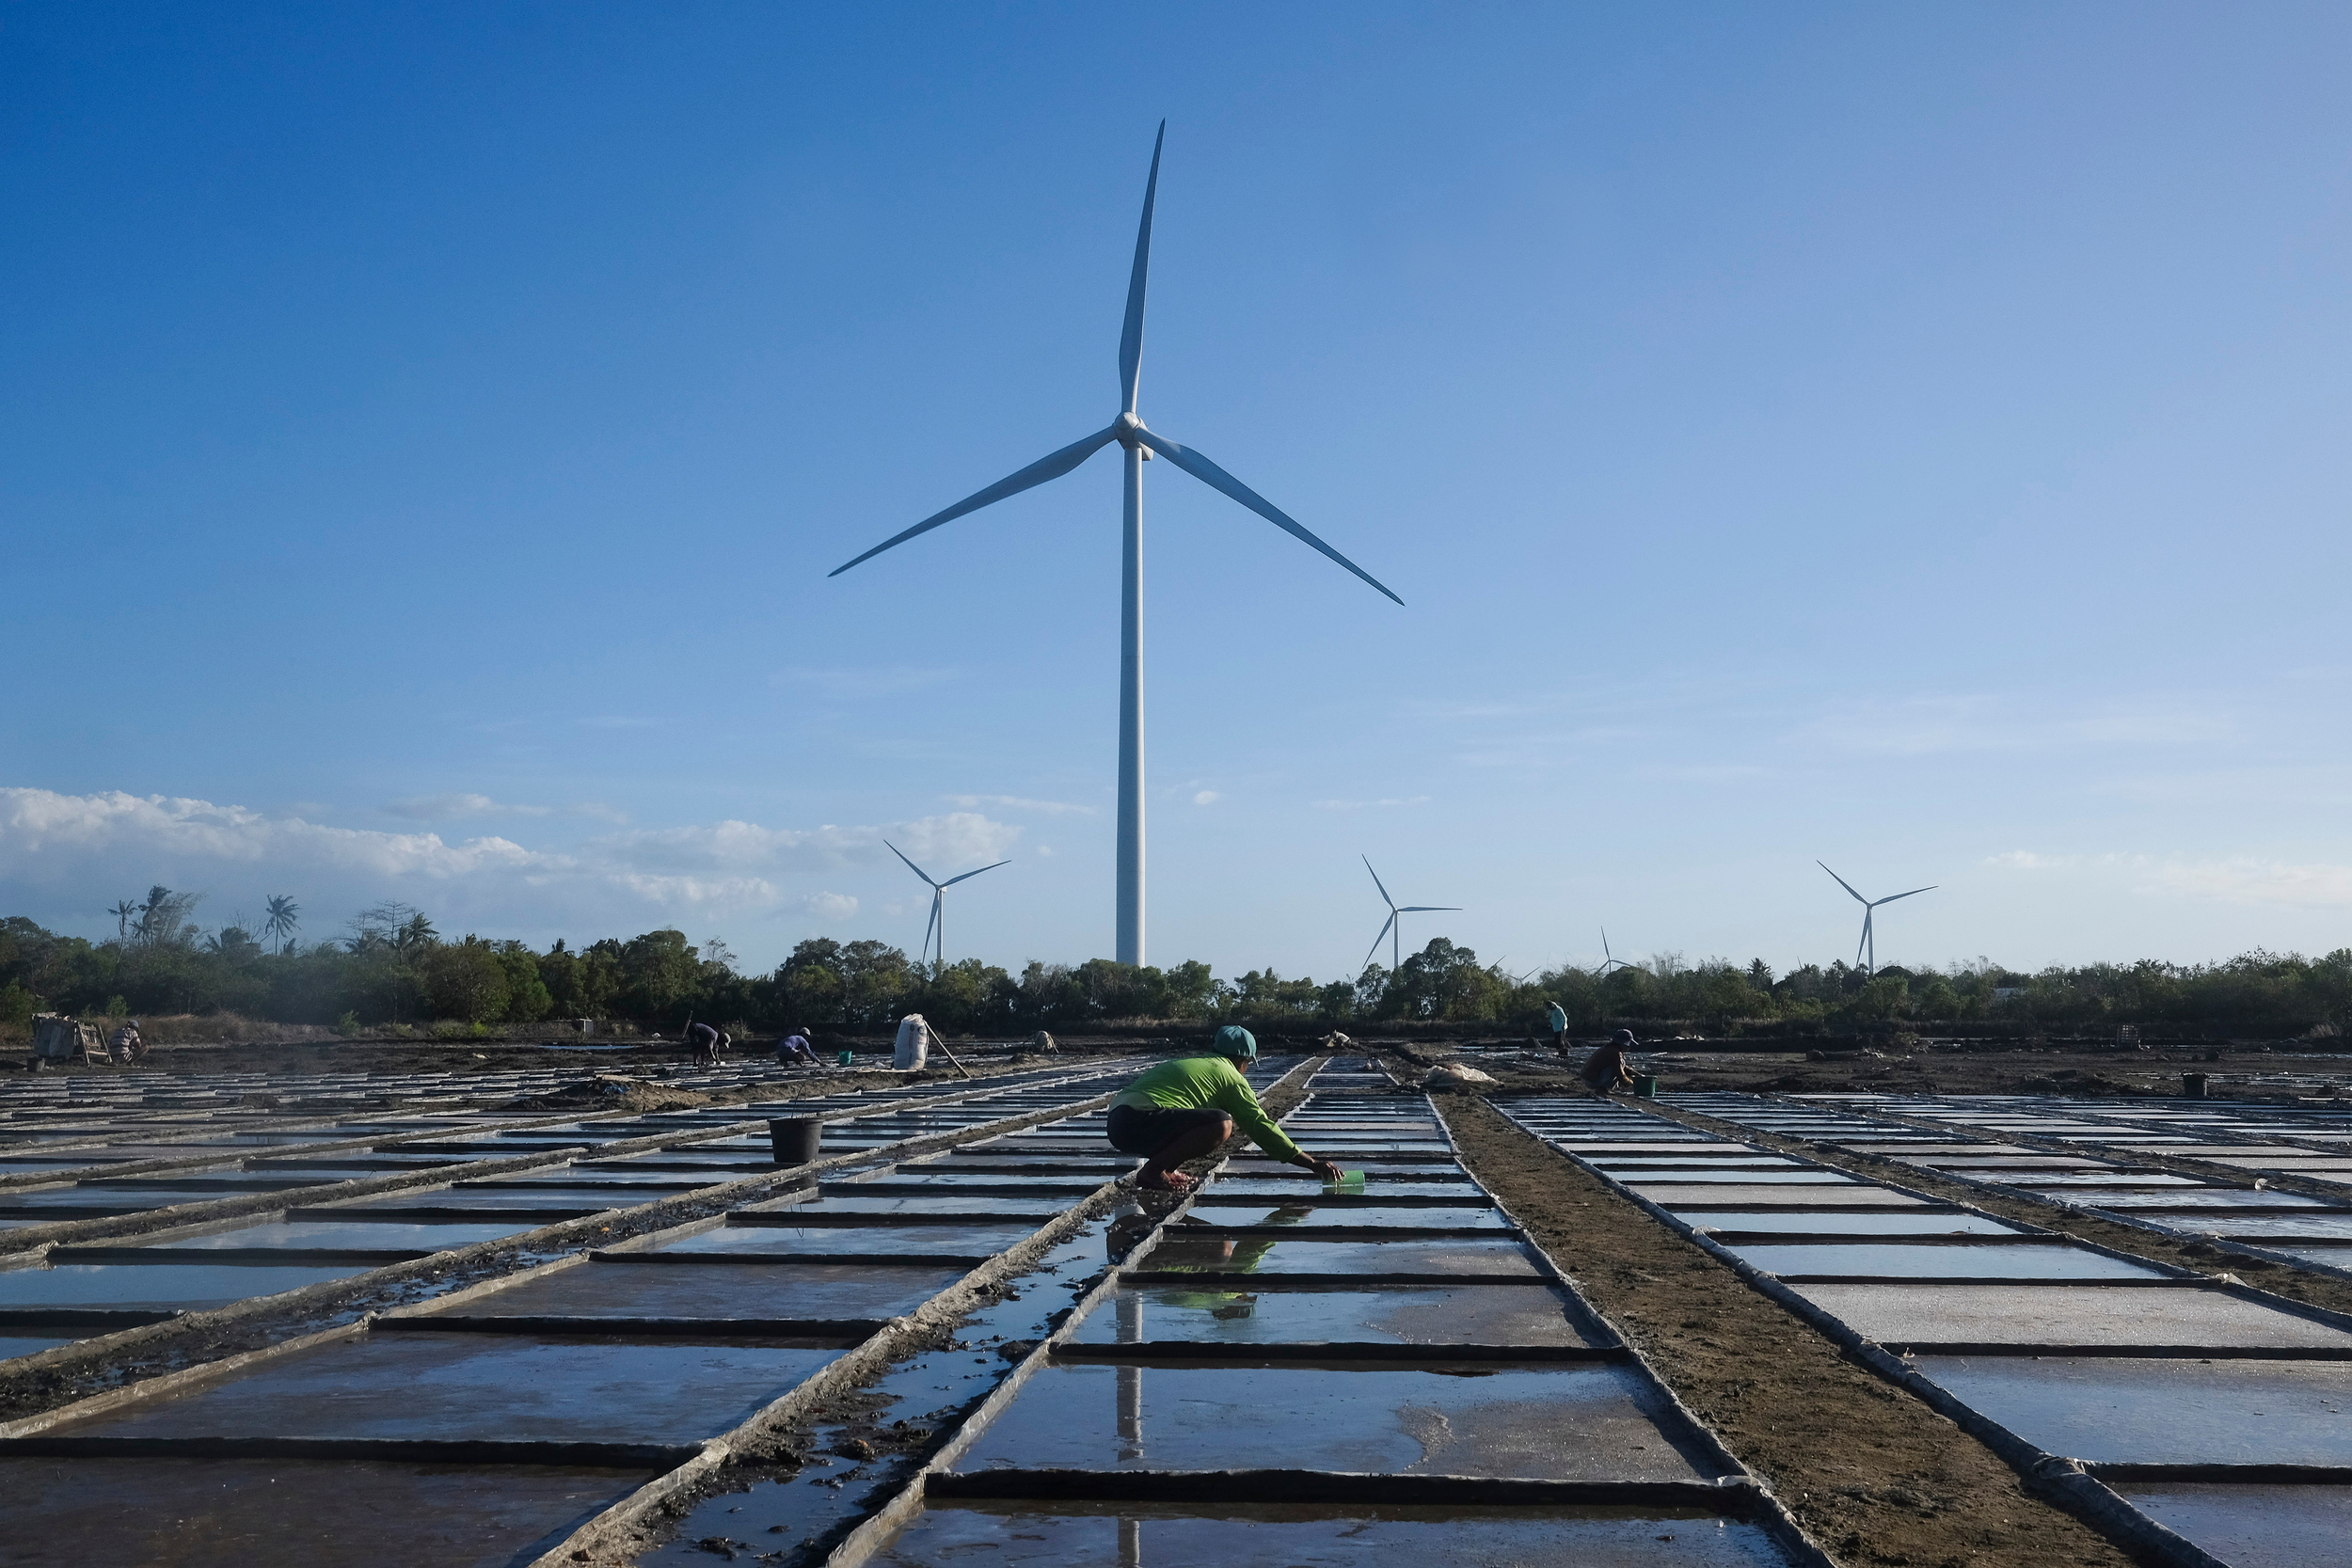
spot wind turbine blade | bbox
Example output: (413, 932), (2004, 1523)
(1363, 912), (1395, 971)
(1397, 906), (1462, 912)
(1361, 856), (1396, 911)
(1118, 120), (1165, 414)
(1601, 927), (1613, 962)
(939, 859), (1013, 887)
(1872, 885), (1938, 907)
(830, 426), (1120, 578)
(1134, 428), (1404, 606)
(1817, 860), (1868, 905)
(884, 840), (940, 889)
(1856, 909), (1871, 968)
(922, 891), (940, 959)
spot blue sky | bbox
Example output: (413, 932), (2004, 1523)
(6, 4), (2350, 980)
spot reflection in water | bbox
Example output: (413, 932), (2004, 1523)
(1117, 1291), (1144, 1462)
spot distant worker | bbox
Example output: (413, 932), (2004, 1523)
(1581, 1027), (1638, 1097)
(108, 1021), (146, 1065)
(683, 1021), (728, 1066)
(894, 1013), (936, 1071)
(778, 1028), (819, 1067)
(1545, 1000), (1568, 1052)
(1105, 1025), (1344, 1193)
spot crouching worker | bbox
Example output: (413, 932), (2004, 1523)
(1581, 1027), (1638, 1097)
(1106, 1025), (1343, 1193)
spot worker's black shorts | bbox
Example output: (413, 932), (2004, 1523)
(1105, 1103), (1232, 1156)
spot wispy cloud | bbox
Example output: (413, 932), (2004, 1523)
(1312, 796), (1431, 810)
(383, 795), (629, 826)
(383, 793), (552, 821)
(801, 892), (858, 920)
(1192, 790), (1223, 806)
(2140, 857), (2352, 910)
(944, 794), (1095, 816)
(1985, 847), (2352, 910)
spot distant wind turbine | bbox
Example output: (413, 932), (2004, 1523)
(1597, 927), (1637, 975)
(887, 842), (1011, 972)
(1361, 857), (1461, 973)
(1817, 862), (1936, 975)
(832, 123), (1402, 968)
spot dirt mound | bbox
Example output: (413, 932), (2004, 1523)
(496, 1077), (714, 1114)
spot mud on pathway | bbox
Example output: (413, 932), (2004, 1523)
(1434, 1090), (2137, 1568)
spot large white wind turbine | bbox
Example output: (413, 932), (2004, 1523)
(1361, 857), (1461, 974)
(832, 124), (1402, 967)
(887, 841), (1011, 973)
(1817, 862), (1936, 975)
(1597, 927), (1636, 975)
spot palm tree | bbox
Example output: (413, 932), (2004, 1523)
(108, 899), (138, 942)
(262, 895), (301, 955)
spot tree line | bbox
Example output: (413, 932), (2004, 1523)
(2, 891), (2348, 1039)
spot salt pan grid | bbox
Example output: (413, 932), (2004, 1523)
(0, 1054), (1256, 1564)
(830, 1059), (1818, 1568)
(1494, 1093), (2352, 1568)
(0, 1063), (1152, 1363)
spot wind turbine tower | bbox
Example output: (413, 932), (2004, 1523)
(832, 124), (1402, 967)
(1817, 862), (1936, 975)
(886, 841), (1011, 973)
(1361, 857), (1461, 974)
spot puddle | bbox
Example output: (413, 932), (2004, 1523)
(0, 1333), (76, 1361)
(2119, 1483), (2352, 1568)
(1180, 1203), (1508, 1229)
(439, 1260), (964, 1322)
(73, 1335), (846, 1446)
(954, 1362), (1717, 1481)
(1915, 1355), (2352, 1465)
(1141, 1239), (1540, 1276)
(0, 1455), (651, 1567)
(1677, 1212), (2024, 1237)
(147, 1219), (538, 1251)
(1065, 1283), (1602, 1348)
(1791, 1283), (2352, 1350)
(1631, 1185), (1924, 1209)
(0, 1260), (370, 1311)
(867, 1503), (1789, 1567)
(660, 1224), (1040, 1259)
(1729, 1243), (2164, 1280)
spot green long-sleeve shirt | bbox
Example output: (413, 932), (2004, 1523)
(1110, 1053), (1303, 1163)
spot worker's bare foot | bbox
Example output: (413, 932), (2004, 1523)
(1137, 1168), (1193, 1192)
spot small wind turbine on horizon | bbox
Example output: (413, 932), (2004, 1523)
(1597, 928), (1636, 975)
(1361, 857), (1460, 974)
(886, 842), (1011, 973)
(1818, 862), (1936, 975)
(832, 123), (1402, 969)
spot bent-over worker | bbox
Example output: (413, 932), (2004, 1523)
(778, 1028), (819, 1067)
(683, 1021), (728, 1066)
(108, 1021), (146, 1065)
(1545, 1000), (1569, 1052)
(1105, 1025), (1343, 1193)
(1581, 1027), (1638, 1096)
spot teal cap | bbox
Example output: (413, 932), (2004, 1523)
(1212, 1024), (1257, 1061)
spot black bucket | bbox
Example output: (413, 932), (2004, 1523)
(2183, 1072), (2209, 1100)
(769, 1116), (823, 1166)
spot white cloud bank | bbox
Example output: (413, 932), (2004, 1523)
(1986, 847), (2352, 910)
(0, 787), (1013, 948)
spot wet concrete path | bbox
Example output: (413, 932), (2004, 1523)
(820, 1061), (1820, 1568)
